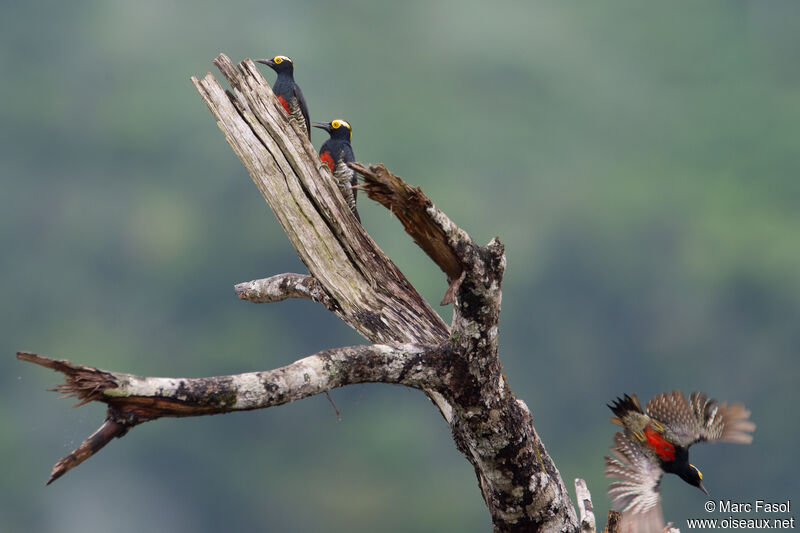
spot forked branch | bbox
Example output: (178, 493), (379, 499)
(18, 343), (436, 484)
(18, 53), (583, 532)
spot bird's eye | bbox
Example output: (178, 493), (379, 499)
(331, 120), (341, 129)
(273, 56), (283, 64)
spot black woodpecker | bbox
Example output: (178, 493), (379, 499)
(312, 119), (360, 222)
(605, 391), (755, 533)
(255, 55), (310, 137)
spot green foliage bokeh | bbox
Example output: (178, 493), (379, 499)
(2, 1), (798, 531)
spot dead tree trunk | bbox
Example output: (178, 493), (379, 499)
(18, 54), (588, 532)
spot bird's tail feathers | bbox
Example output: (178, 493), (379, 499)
(608, 393), (643, 422)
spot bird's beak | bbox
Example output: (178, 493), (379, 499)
(698, 481), (709, 496)
(312, 122), (332, 133)
(255, 59), (275, 68)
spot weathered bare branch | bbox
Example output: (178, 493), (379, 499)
(575, 478), (596, 533)
(361, 165), (580, 530)
(19, 345), (438, 415)
(192, 54), (458, 427)
(192, 56), (448, 346)
(18, 343), (438, 483)
(352, 166), (576, 530)
(234, 272), (334, 307)
(18, 53), (585, 533)
(46, 419), (128, 485)
(352, 162), (465, 281)
(352, 161), (492, 306)
(17, 351), (117, 406)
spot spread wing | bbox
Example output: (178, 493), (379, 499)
(618, 506), (667, 533)
(605, 432), (663, 516)
(645, 391), (755, 447)
(688, 392), (756, 444)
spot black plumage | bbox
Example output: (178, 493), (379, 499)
(256, 55), (310, 136)
(313, 119), (359, 222)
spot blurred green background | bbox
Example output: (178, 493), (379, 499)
(2, 1), (798, 531)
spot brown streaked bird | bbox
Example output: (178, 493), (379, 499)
(605, 391), (755, 533)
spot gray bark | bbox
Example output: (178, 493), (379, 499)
(575, 478), (597, 533)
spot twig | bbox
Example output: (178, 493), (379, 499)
(575, 478), (596, 533)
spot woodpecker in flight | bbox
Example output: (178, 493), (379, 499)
(605, 391), (755, 533)
(255, 55), (310, 137)
(313, 119), (360, 222)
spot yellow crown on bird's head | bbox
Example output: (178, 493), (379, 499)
(331, 119), (351, 132)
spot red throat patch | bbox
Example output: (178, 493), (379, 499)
(277, 95), (290, 114)
(320, 151), (335, 172)
(644, 424), (676, 461)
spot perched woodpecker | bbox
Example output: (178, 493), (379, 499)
(312, 119), (360, 222)
(255, 55), (310, 136)
(605, 391), (755, 533)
